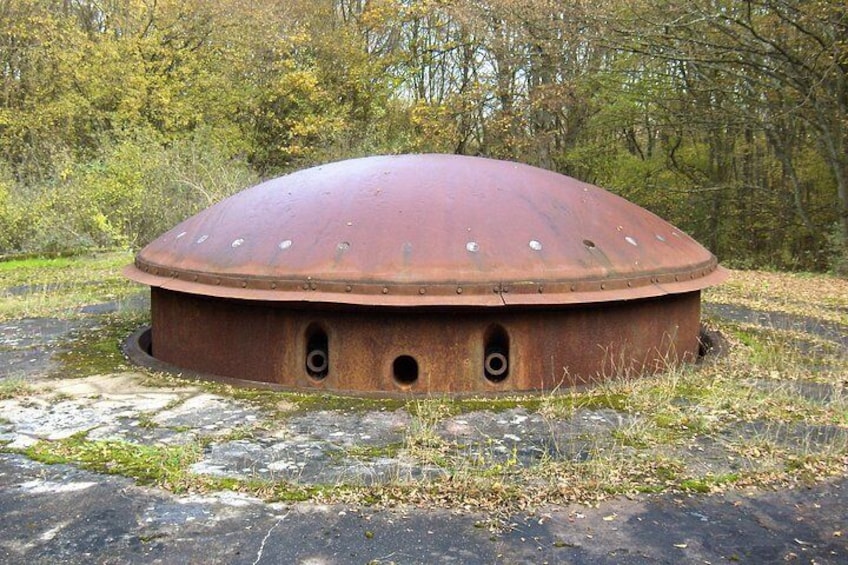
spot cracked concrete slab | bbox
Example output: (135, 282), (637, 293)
(0, 370), (842, 488)
(0, 318), (100, 379)
(285, 409), (411, 447)
(0, 453), (845, 564)
(190, 438), (440, 486)
(0, 295), (846, 563)
(439, 408), (638, 465)
(152, 393), (262, 434)
(0, 374), (199, 448)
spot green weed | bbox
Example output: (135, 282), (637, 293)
(679, 473), (740, 493)
(21, 433), (202, 491)
(55, 310), (149, 377)
(0, 377), (33, 399)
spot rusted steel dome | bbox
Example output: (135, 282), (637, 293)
(125, 154), (726, 395)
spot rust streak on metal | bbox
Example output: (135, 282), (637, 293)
(125, 154), (728, 395)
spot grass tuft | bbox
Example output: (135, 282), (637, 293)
(0, 377), (33, 399)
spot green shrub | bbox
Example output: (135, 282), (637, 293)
(1, 128), (258, 254)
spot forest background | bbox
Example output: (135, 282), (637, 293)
(0, 0), (845, 273)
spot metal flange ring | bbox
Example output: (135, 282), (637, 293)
(484, 352), (508, 378)
(306, 349), (329, 374)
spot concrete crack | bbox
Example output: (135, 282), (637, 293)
(252, 512), (290, 565)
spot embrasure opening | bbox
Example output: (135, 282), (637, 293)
(305, 323), (329, 380)
(393, 355), (419, 385)
(484, 324), (510, 382)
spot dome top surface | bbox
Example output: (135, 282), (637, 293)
(125, 154), (726, 306)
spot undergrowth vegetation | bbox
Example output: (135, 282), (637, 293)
(1, 2), (847, 271)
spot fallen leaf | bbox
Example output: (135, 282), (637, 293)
(793, 538), (812, 546)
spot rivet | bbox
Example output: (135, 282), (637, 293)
(241, 281), (247, 288)
(345, 285), (352, 293)
(172, 272), (178, 278)
(193, 275), (198, 282)
(153, 269), (159, 275)
(144, 266), (149, 273)
(419, 287), (426, 295)
(310, 283), (317, 290)
(674, 275), (680, 281)
(570, 284), (576, 291)
(302, 283), (309, 290)
(627, 281), (632, 287)
(456, 287), (463, 294)
(382, 287), (389, 294)
(215, 278), (221, 285)
(493, 286), (500, 293)
(270, 282), (277, 289)
(537, 286), (544, 293)
(601, 283), (606, 290)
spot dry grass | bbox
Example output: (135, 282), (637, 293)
(704, 269), (848, 326)
(1, 258), (846, 515)
(0, 251), (141, 321)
